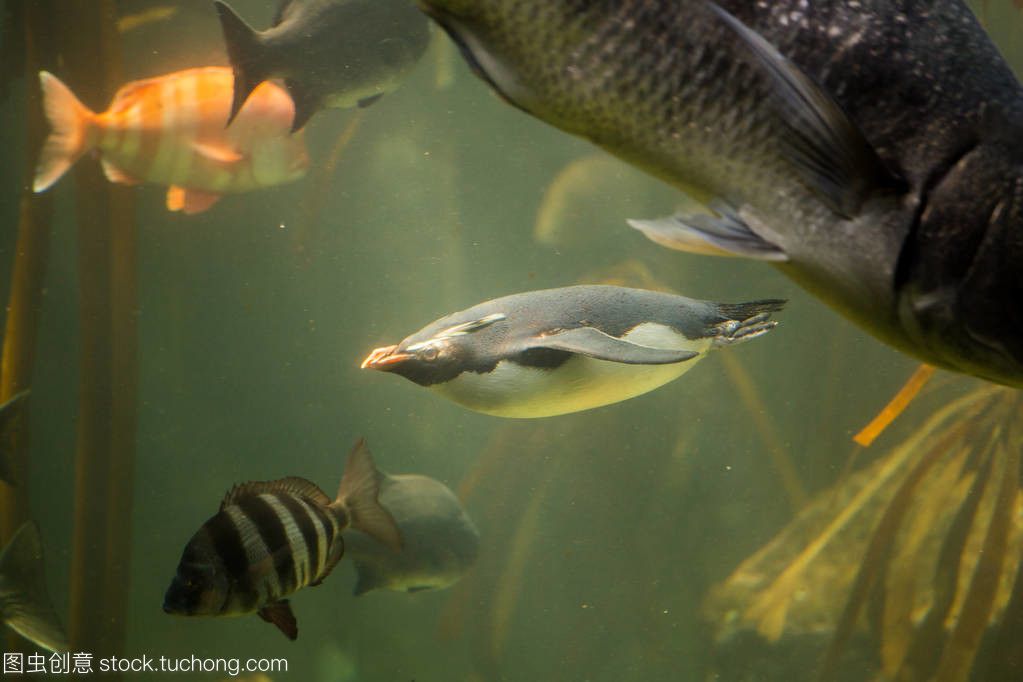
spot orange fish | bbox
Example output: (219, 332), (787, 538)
(33, 66), (309, 214)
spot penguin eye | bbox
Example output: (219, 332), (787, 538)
(420, 345), (440, 361)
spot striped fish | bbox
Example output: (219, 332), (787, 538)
(33, 67), (308, 214)
(163, 439), (401, 640)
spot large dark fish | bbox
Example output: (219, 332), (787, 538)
(416, 0), (1023, 387)
(162, 438), (401, 640)
(0, 390), (30, 486)
(215, 0), (432, 131)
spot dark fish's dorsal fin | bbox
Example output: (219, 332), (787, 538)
(0, 521), (69, 652)
(221, 477), (330, 511)
(257, 599), (297, 640)
(708, 2), (905, 218)
(213, 1), (270, 126)
(0, 390), (30, 487)
(336, 439), (403, 552)
(284, 79), (321, 132)
(524, 327), (699, 365)
(351, 561), (386, 596)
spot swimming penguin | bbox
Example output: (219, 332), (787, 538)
(362, 285), (784, 418)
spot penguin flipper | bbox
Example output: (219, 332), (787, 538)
(528, 327), (698, 365)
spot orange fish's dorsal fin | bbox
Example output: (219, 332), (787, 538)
(191, 141), (244, 165)
(106, 78), (163, 114)
(100, 159), (140, 185)
(166, 186), (222, 214)
(220, 476), (331, 511)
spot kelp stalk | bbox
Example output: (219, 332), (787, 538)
(0, 0), (57, 542)
(57, 0), (139, 663)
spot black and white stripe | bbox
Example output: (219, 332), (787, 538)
(207, 492), (342, 614)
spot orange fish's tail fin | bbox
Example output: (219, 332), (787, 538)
(34, 71), (97, 193)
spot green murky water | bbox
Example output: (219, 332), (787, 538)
(2, 1), (1023, 680)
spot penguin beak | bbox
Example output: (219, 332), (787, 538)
(361, 345), (413, 370)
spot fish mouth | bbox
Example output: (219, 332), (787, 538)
(361, 345), (413, 370)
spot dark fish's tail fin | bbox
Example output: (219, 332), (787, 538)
(213, 1), (270, 126)
(713, 299), (786, 346)
(335, 439), (402, 552)
(0, 522), (68, 653)
(34, 72), (97, 193)
(0, 390), (30, 486)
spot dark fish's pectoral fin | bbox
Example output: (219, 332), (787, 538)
(258, 600), (297, 640)
(284, 79), (322, 132)
(708, 3), (905, 217)
(213, 1), (270, 126)
(628, 203), (788, 261)
(351, 561), (385, 596)
(336, 439), (403, 552)
(358, 94), (384, 109)
(0, 522), (68, 652)
(0, 390), (30, 486)
(528, 327), (699, 365)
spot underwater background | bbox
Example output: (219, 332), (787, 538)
(2, 0), (1023, 680)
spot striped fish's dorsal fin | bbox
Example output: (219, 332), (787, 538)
(220, 477), (330, 511)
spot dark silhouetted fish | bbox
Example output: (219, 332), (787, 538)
(0, 390), (30, 486)
(215, 0), (432, 131)
(0, 521), (68, 652)
(363, 285), (783, 417)
(344, 472), (479, 595)
(416, 0), (1023, 387)
(163, 439), (401, 640)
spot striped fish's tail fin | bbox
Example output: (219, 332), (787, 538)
(0, 521), (68, 653)
(34, 72), (97, 193)
(335, 439), (402, 552)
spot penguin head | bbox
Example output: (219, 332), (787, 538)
(362, 313), (507, 386)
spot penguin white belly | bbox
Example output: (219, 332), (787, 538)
(431, 323), (711, 418)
